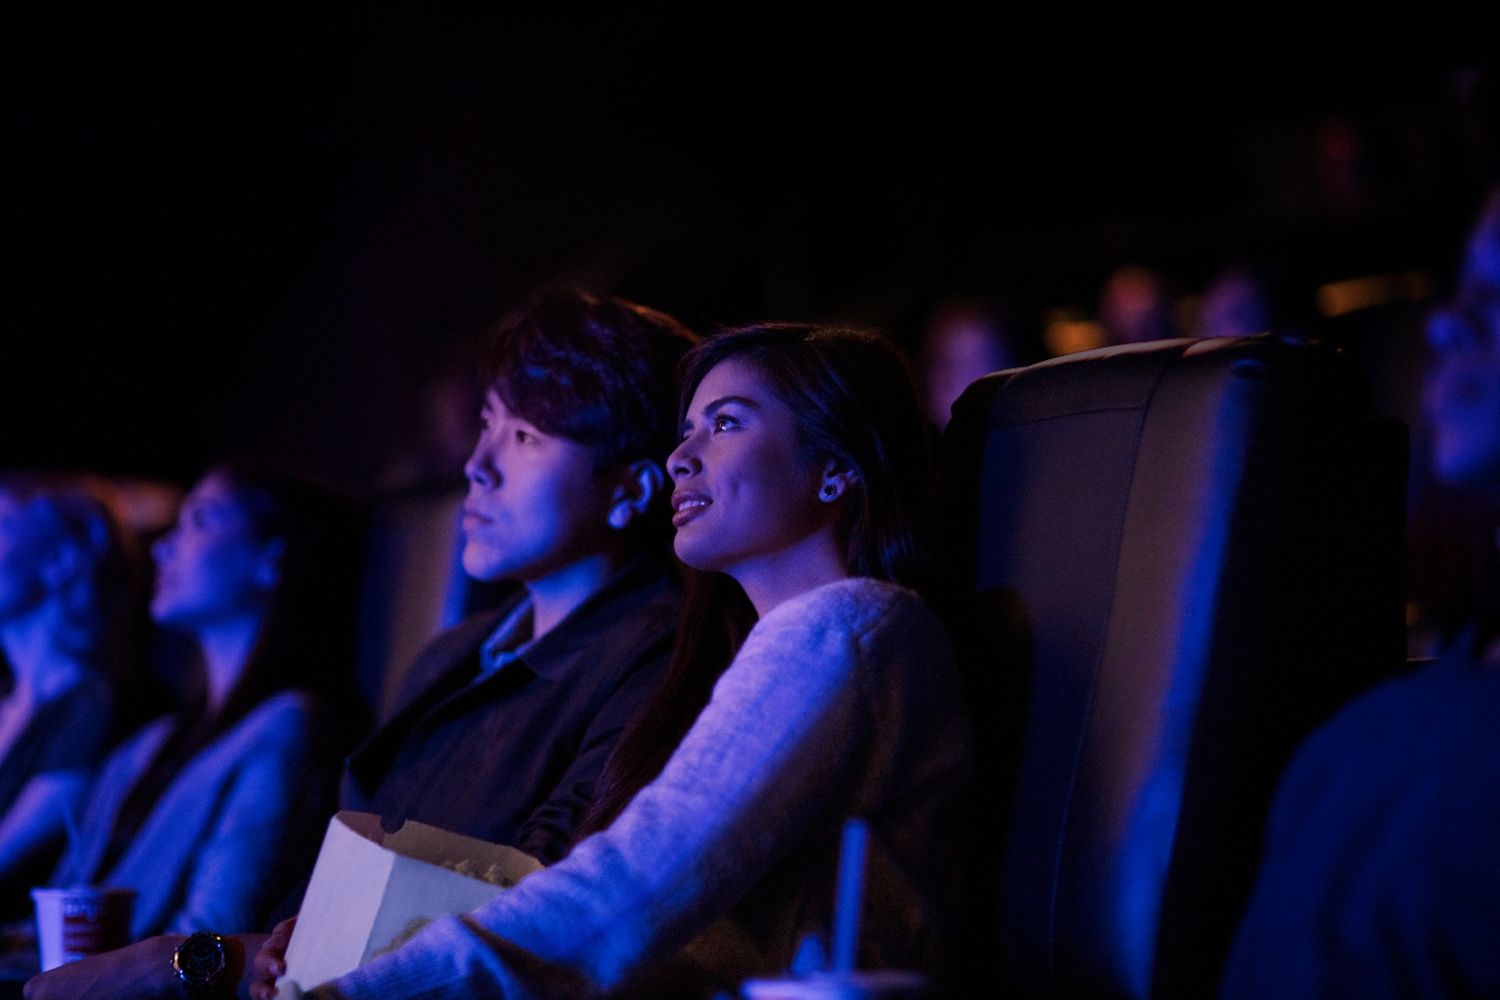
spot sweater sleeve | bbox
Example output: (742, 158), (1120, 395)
(310, 581), (905, 1000)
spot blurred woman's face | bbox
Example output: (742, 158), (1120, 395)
(1425, 299), (1500, 489)
(0, 494), (48, 621)
(667, 359), (831, 578)
(151, 472), (279, 630)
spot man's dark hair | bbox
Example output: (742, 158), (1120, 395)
(486, 288), (698, 473)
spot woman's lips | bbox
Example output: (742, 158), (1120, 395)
(671, 492), (710, 528)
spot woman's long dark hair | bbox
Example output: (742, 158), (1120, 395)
(101, 462), (361, 869)
(172, 461), (360, 734)
(577, 324), (933, 839)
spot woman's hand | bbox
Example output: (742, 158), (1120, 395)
(23, 935), (181, 1000)
(247, 916), (296, 1000)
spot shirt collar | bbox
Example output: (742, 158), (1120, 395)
(477, 595), (536, 677)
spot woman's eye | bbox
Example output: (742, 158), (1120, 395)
(515, 428), (537, 445)
(712, 414), (737, 433)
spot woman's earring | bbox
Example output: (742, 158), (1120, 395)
(821, 483), (838, 501)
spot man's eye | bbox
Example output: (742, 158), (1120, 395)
(515, 428), (537, 444)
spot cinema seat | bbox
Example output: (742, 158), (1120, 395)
(942, 335), (1406, 998)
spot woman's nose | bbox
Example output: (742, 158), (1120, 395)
(668, 437), (700, 480)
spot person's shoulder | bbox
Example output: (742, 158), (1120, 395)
(751, 579), (953, 677)
(235, 690), (325, 741)
(1268, 658), (1495, 834)
(764, 578), (937, 637)
(1311, 656), (1488, 753)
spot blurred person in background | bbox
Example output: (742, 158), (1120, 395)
(918, 298), (1022, 430)
(1222, 191), (1500, 999)
(1099, 264), (1178, 345)
(1194, 267), (1276, 340)
(44, 462), (353, 941)
(0, 474), (127, 917)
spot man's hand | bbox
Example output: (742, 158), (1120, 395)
(247, 917), (295, 1000)
(24, 936), (182, 1000)
(23, 933), (263, 1000)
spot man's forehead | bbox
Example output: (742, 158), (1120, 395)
(481, 387), (512, 414)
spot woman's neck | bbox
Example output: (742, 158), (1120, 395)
(194, 612), (265, 717)
(730, 528), (850, 619)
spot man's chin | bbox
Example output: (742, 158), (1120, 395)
(461, 546), (519, 584)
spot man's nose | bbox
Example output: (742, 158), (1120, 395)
(465, 439), (501, 489)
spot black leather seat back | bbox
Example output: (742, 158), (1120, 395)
(944, 336), (1405, 998)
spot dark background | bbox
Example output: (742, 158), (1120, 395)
(4, 13), (1494, 491)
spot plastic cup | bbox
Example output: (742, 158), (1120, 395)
(30, 887), (135, 971)
(741, 970), (928, 999)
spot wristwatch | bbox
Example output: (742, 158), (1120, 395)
(172, 931), (228, 1000)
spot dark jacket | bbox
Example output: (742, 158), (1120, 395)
(342, 556), (679, 863)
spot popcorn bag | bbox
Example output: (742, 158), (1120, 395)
(275, 811), (542, 998)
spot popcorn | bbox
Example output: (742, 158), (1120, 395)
(439, 859), (521, 888)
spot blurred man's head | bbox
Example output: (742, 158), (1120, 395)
(1426, 193), (1500, 491)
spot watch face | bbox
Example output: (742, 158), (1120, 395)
(174, 932), (226, 983)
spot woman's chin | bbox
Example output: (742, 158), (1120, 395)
(672, 534), (723, 574)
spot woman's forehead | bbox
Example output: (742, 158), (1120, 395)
(183, 471), (250, 516)
(691, 357), (773, 404)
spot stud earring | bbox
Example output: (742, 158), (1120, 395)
(821, 484), (838, 499)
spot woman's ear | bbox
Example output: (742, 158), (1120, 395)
(254, 537), (287, 591)
(608, 460), (667, 530)
(817, 460), (859, 503)
(38, 539), (82, 591)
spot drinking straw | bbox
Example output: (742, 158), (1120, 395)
(832, 817), (868, 974)
(62, 801), (81, 865)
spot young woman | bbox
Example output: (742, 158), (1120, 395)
(0, 474), (126, 914)
(49, 463), (353, 941)
(256, 325), (974, 998)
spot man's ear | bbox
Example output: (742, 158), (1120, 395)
(254, 537), (287, 592)
(608, 460), (667, 531)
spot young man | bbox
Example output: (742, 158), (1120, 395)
(23, 288), (696, 1000)
(340, 288), (694, 865)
